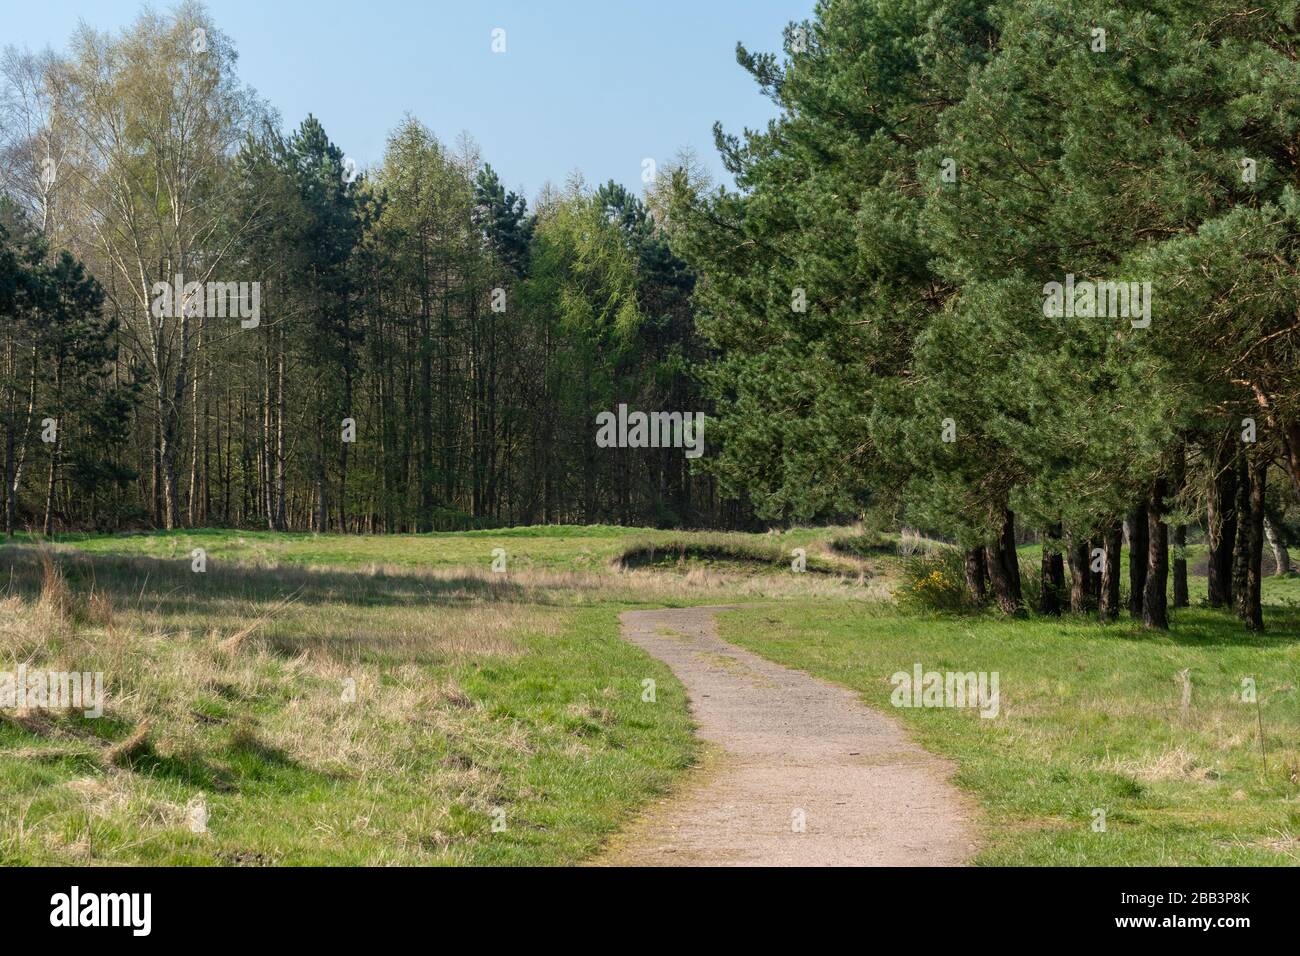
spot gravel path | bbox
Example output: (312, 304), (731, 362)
(599, 606), (977, 866)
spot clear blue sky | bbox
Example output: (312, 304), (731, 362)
(1, 0), (812, 200)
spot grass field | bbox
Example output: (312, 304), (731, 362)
(1, 524), (1297, 865)
(46, 524), (853, 575)
(0, 526), (865, 865)
(0, 556), (696, 864)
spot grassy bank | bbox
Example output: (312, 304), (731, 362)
(44, 524), (854, 575)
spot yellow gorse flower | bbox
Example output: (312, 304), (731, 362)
(913, 570), (952, 592)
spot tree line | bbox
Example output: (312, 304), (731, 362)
(4, 0), (1297, 634)
(666, 0), (1300, 630)
(0, 2), (739, 536)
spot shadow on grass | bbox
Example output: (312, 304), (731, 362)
(126, 737), (335, 795)
(965, 603), (1300, 649)
(616, 540), (853, 576)
(1094, 605), (1300, 649)
(0, 543), (527, 618)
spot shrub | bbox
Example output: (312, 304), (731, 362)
(898, 548), (970, 612)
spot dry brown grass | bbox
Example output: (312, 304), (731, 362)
(1, 550), (591, 815)
(217, 588), (302, 654)
(102, 720), (152, 768)
(86, 589), (115, 628)
(37, 548), (74, 623)
(1103, 745), (1217, 783)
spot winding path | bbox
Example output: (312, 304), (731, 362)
(599, 606), (977, 866)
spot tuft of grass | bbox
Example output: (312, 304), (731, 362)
(37, 548), (74, 624)
(216, 589), (301, 655)
(103, 721), (152, 769)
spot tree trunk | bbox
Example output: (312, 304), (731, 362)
(263, 335), (275, 529)
(440, 276), (453, 507)
(188, 315), (204, 526)
(1232, 456), (1250, 609)
(160, 418), (180, 530)
(963, 546), (987, 605)
(1128, 503), (1148, 618)
(1281, 421), (1300, 497)
(3, 427), (15, 537)
(1142, 479), (1168, 629)
(1172, 524), (1188, 608)
(1206, 442), (1238, 607)
(160, 304), (189, 531)
(339, 365), (352, 533)
(151, 422), (162, 526)
(1066, 536), (1090, 613)
(315, 412), (328, 533)
(42, 442), (57, 536)
(419, 285), (434, 533)
(1099, 523), (1123, 622)
(1240, 458), (1265, 631)
(1087, 537), (1102, 602)
(274, 340), (286, 531)
(1264, 517), (1291, 576)
(5, 345), (37, 536)
(42, 432), (58, 536)
(42, 364), (63, 536)
(1038, 526), (1064, 616)
(985, 507), (1022, 614)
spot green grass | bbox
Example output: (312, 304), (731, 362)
(44, 524), (855, 576)
(0, 538), (708, 865)
(0, 524), (869, 865)
(5, 522), (1295, 866)
(715, 588), (1300, 865)
(44, 524), (650, 573)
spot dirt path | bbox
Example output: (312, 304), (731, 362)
(599, 606), (977, 866)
